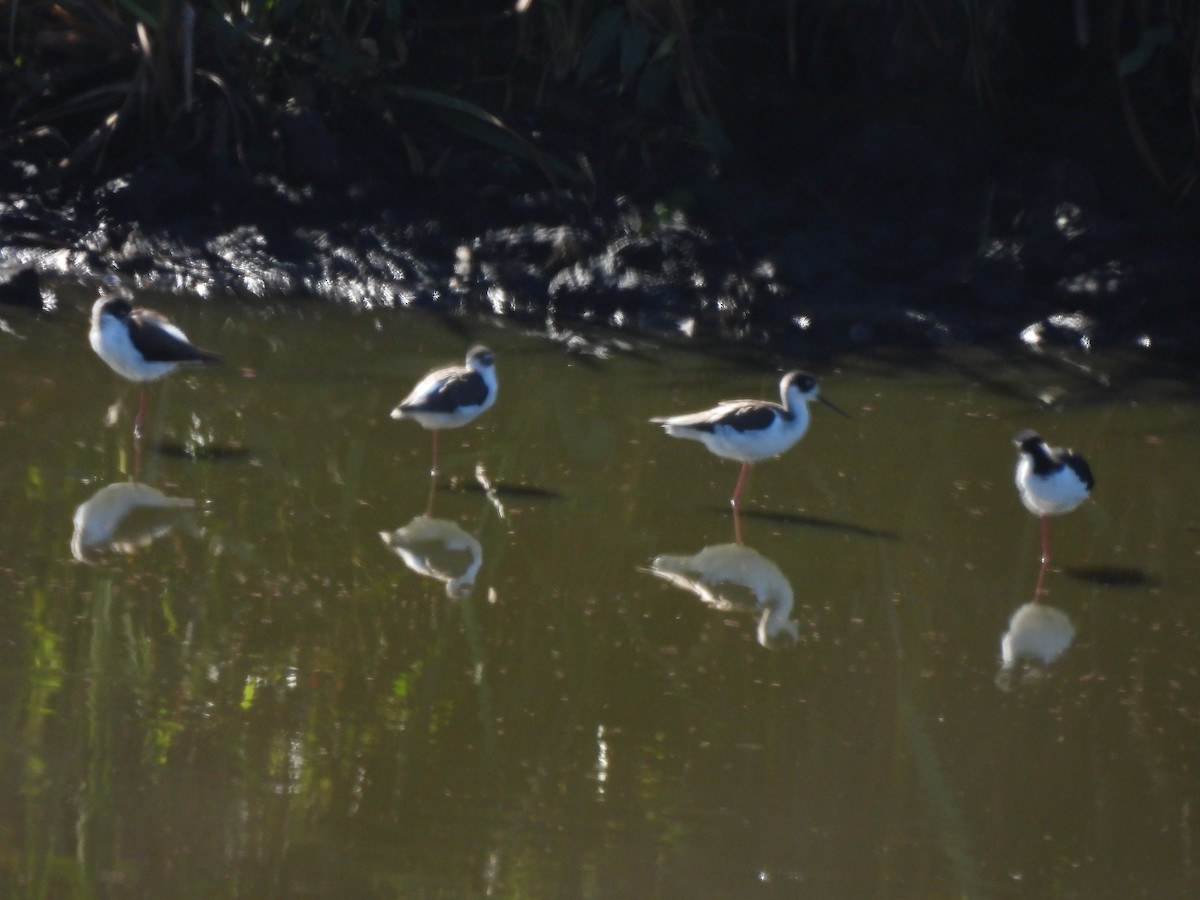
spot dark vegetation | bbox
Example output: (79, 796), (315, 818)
(3, 1), (1200, 365)
(4, 0), (1198, 198)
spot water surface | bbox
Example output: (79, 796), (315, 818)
(1, 286), (1198, 897)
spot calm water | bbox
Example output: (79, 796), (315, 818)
(2, 286), (1198, 898)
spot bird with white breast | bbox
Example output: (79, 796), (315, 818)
(391, 346), (497, 477)
(650, 370), (846, 510)
(89, 288), (221, 438)
(1014, 429), (1095, 567)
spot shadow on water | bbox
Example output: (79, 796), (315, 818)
(154, 440), (252, 462)
(445, 481), (563, 501)
(721, 507), (900, 540)
(1063, 566), (1158, 588)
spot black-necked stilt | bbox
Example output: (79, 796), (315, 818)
(390, 346), (498, 477)
(1014, 429), (1094, 569)
(89, 290), (221, 437)
(650, 370), (846, 509)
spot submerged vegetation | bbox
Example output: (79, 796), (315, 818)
(2, 1), (1199, 203)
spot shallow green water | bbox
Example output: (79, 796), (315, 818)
(2, 286), (1198, 897)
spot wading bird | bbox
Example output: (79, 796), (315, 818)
(651, 370), (846, 509)
(391, 346), (498, 477)
(1014, 429), (1094, 570)
(89, 289), (221, 438)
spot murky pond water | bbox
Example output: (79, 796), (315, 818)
(2, 285), (1198, 897)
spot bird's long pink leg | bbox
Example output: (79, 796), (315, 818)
(1033, 516), (1051, 599)
(424, 472), (437, 516)
(430, 430), (440, 478)
(133, 387), (148, 440)
(731, 461), (751, 510)
(1033, 554), (1049, 600)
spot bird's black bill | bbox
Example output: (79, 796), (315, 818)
(819, 395), (850, 417)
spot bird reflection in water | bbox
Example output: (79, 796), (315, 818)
(644, 542), (799, 648)
(380, 516), (483, 599)
(71, 481), (198, 563)
(995, 601), (1076, 691)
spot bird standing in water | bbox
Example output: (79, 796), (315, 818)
(1014, 429), (1095, 572)
(391, 346), (498, 478)
(89, 289), (221, 438)
(650, 370), (846, 510)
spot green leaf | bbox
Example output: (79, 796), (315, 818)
(1118, 24), (1174, 77)
(111, 0), (161, 30)
(392, 676), (409, 699)
(619, 20), (652, 84)
(695, 111), (734, 158)
(636, 53), (675, 111)
(383, 84), (582, 185)
(651, 32), (679, 62)
(25, 465), (43, 501)
(577, 6), (624, 84)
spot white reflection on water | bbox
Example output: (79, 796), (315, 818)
(380, 515), (483, 598)
(70, 480), (197, 563)
(995, 601), (1076, 691)
(644, 542), (798, 648)
(594, 724), (609, 798)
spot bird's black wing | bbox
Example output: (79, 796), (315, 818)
(128, 312), (220, 363)
(691, 402), (781, 434)
(1064, 452), (1095, 490)
(403, 371), (488, 413)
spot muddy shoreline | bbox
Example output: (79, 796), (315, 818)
(3, 111), (1199, 382)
